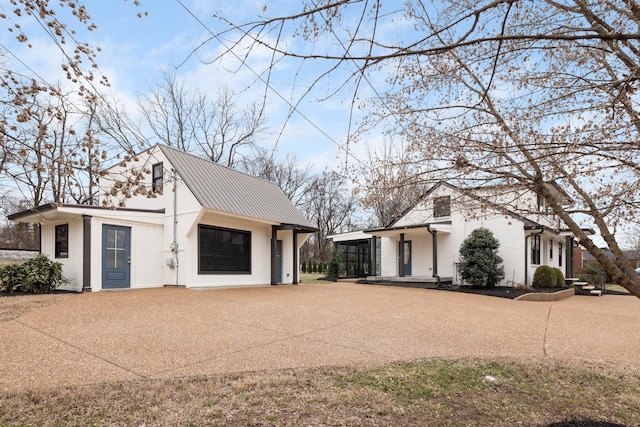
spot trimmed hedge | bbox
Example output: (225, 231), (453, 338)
(532, 265), (557, 288)
(553, 268), (565, 287)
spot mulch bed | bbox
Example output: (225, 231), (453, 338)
(357, 279), (631, 299)
(440, 285), (632, 299)
(440, 285), (567, 299)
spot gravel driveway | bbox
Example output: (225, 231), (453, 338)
(1, 282), (638, 393)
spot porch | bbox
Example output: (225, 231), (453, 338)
(361, 275), (454, 289)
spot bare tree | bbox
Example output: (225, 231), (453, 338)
(302, 170), (358, 261)
(3, 85), (101, 205)
(137, 71), (266, 167)
(0, 193), (39, 249)
(356, 139), (428, 227)
(0, 1), (144, 201)
(238, 148), (312, 206)
(209, 0), (640, 298)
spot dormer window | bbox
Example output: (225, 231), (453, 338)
(537, 194), (545, 211)
(152, 162), (163, 193)
(434, 196), (451, 218)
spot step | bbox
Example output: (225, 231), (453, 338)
(581, 285), (595, 290)
(590, 290), (603, 296)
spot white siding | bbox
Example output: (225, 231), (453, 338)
(41, 219), (84, 292)
(88, 217), (164, 291)
(374, 184), (568, 286)
(184, 212), (274, 287)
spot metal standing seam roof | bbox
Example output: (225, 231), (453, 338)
(158, 145), (315, 229)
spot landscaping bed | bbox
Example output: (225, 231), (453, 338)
(440, 284), (570, 299)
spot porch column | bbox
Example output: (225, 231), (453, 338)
(271, 225), (278, 286)
(399, 233), (405, 277)
(370, 236), (377, 277)
(431, 230), (438, 277)
(293, 231), (299, 285)
(82, 215), (92, 292)
(565, 236), (574, 278)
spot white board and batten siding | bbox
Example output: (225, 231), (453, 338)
(88, 217), (164, 291)
(41, 218), (84, 292)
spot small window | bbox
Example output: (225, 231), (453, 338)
(152, 162), (164, 193)
(531, 234), (541, 265)
(549, 241), (553, 260)
(537, 194), (545, 211)
(198, 225), (251, 274)
(434, 196), (451, 218)
(55, 224), (69, 258)
(559, 243), (563, 267)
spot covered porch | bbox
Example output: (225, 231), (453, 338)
(329, 222), (455, 284)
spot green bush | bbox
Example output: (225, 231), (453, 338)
(0, 254), (68, 294)
(532, 265), (557, 288)
(458, 228), (505, 287)
(301, 261), (307, 273)
(0, 263), (25, 292)
(553, 268), (565, 287)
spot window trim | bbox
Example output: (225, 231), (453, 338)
(55, 224), (69, 258)
(198, 224), (251, 275)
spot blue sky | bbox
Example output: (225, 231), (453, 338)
(1, 0), (372, 172)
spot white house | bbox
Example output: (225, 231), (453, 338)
(8, 144), (316, 292)
(329, 182), (580, 287)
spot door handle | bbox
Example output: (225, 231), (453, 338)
(128, 257), (131, 264)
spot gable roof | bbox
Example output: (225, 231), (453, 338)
(158, 145), (315, 230)
(387, 181), (558, 232)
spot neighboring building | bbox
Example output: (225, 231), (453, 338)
(581, 248), (640, 269)
(8, 144), (316, 292)
(330, 182), (579, 286)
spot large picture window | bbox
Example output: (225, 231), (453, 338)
(55, 224), (69, 258)
(434, 196), (451, 218)
(531, 234), (541, 265)
(198, 225), (251, 274)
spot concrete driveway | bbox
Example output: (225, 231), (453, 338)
(1, 283), (638, 393)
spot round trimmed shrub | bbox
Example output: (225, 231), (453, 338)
(533, 265), (556, 288)
(553, 268), (565, 287)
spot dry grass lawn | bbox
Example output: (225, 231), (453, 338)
(1, 293), (639, 426)
(0, 292), (74, 322)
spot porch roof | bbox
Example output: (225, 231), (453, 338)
(365, 221), (452, 236)
(8, 203), (166, 224)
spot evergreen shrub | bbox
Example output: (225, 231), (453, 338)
(458, 228), (505, 287)
(532, 265), (557, 288)
(553, 268), (565, 287)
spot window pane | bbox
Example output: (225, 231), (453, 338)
(55, 224), (69, 258)
(106, 249), (116, 268)
(199, 225), (251, 273)
(115, 230), (126, 249)
(434, 196), (451, 217)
